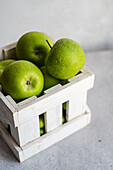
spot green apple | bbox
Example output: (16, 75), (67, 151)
(40, 128), (45, 136)
(63, 102), (66, 110)
(16, 31), (53, 67)
(39, 114), (45, 129)
(60, 79), (68, 85)
(1, 60), (44, 101)
(62, 102), (67, 124)
(39, 114), (45, 136)
(45, 38), (85, 79)
(40, 66), (60, 90)
(62, 113), (66, 124)
(0, 59), (15, 83)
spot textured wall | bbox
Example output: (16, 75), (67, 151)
(0, 0), (113, 51)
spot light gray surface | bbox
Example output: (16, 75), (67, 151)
(0, 50), (113, 170)
(0, 0), (113, 51)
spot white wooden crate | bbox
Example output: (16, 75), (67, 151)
(0, 43), (95, 162)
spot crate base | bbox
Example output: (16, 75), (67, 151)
(0, 105), (91, 162)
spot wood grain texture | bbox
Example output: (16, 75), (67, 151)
(44, 84), (62, 132)
(0, 105), (91, 162)
(16, 73), (94, 126)
(17, 116), (40, 146)
(0, 92), (17, 127)
(0, 42), (16, 61)
(45, 104), (62, 133)
(66, 91), (87, 121)
(0, 121), (22, 160)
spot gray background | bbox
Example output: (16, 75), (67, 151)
(0, 0), (113, 170)
(0, 0), (113, 51)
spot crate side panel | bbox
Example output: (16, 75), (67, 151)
(0, 104), (11, 125)
(0, 92), (17, 126)
(0, 98), (15, 125)
(45, 104), (62, 133)
(6, 95), (18, 110)
(66, 91), (87, 121)
(1, 42), (16, 60)
(44, 84), (62, 132)
(17, 75), (93, 125)
(17, 116), (40, 147)
(0, 121), (22, 161)
(21, 107), (91, 161)
(0, 106), (91, 162)
(10, 125), (20, 145)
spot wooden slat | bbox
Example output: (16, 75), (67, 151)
(44, 84), (62, 132)
(17, 96), (38, 111)
(0, 67), (94, 127)
(0, 42), (16, 60)
(66, 91), (87, 121)
(16, 73), (94, 126)
(0, 105), (91, 162)
(10, 125), (20, 145)
(0, 107), (11, 125)
(8, 116), (40, 147)
(44, 84), (62, 95)
(0, 92), (18, 127)
(44, 105), (62, 132)
(20, 105), (91, 162)
(0, 121), (22, 161)
(6, 95), (18, 110)
(17, 116), (40, 146)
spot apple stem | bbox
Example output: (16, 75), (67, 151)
(35, 49), (40, 55)
(26, 80), (31, 85)
(46, 40), (52, 50)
